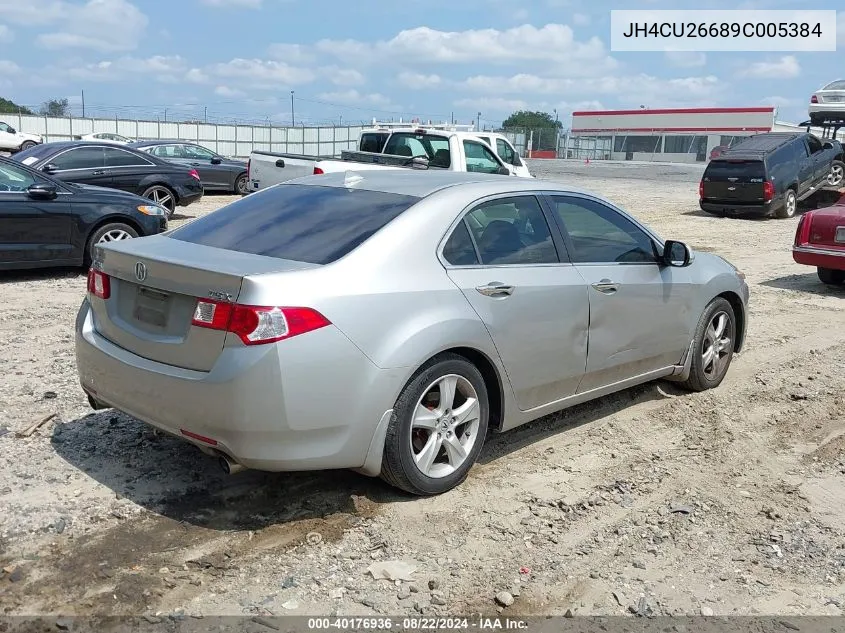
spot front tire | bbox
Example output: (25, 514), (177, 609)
(19, 141), (36, 151)
(380, 353), (489, 496)
(141, 185), (176, 218)
(827, 160), (844, 188)
(234, 173), (249, 195)
(776, 188), (797, 219)
(680, 297), (736, 393)
(817, 267), (845, 285)
(85, 222), (138, 266)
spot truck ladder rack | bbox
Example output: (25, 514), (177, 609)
(802, 119), (845, 140)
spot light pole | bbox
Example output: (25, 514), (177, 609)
(291, 91), (295, 127)
(476, 111), (481, 131)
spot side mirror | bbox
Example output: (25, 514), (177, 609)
(662, 240), (692, 267)
(497, 165), (511, 176)
(8, 127), (16, 134)
(210, 157), (222, 164)
(42, 163), (58, 174)
(26, 183), (58, 200)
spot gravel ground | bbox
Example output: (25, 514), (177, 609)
(1, 160), (844, 619)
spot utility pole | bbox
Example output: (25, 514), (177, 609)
(204, 106), (208, 123)
(81, 90), (85, 117)
(476, 112), (481, 131)
(290, 91), (295, 127)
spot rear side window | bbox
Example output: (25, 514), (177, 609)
(360, 133), (387, 153)
(704, 160), (765, 181)
(167, 184), (421, 265)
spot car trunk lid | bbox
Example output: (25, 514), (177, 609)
(89, 235), (318, 371)
(702, 159), (766, 203)
(804, 205), (845, 249)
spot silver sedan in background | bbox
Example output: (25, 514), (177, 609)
(75, 171), (749, 496)
(809, 79), (845, 125)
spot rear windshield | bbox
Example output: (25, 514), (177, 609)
(167, 184), (421, 265)
(11, 144), (55, 165)
(705, 159), (765, 180)
(822, 80), (845, 90)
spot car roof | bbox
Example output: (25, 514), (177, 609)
(720, 133), (804, 157)
(285, 169), (588, 199)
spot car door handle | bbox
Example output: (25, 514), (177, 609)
(476, 282), (515, 297)
(92, 169), (107, 175)
(591, 279), (619, 294)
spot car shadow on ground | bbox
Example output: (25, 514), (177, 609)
(0, 266), (83, 284)
(761, 273), (845, 295)
(52, 379), (680, 533)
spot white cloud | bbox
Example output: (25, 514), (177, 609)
(214, 85), (246, 97)
(200, 0), (262, 6)
(736, 55), (800, 79)
(316, 89), (395, 107)
(185, 68), (210, 84)
(205, 58), (315, 88)
(664, 51), (706, 68)
(315, 24), (617, 75)
(32, 0), (148, 52)
(0, 24), (13, 42)
(398, 72), (443, 88)
(761, 96), (801, 108)
(320, 66), (365, 86)
(460, 72), (724, 106)
(66, 55), (187, 82)
(0, 60), (21, 75)
(572, 13), (591, 26)
(453, 97), (531, 113)
(0, 0), (67, 25)
(266, 43), (315, 63)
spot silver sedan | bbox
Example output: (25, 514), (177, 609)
(75, 170), (749, 495)
(809, 79), (845, 125)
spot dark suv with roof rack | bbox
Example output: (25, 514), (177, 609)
(699, 132), (844, 219)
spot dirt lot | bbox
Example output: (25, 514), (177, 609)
(1, 160), (843, 619)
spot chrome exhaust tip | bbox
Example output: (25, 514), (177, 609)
(218, 453), (245, 475)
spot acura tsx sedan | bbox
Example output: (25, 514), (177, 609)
(75, 170), (749, 495)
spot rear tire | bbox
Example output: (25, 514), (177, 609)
(817, 267), (845, 285)
(380, 353), (489, 496)
(776, 188), (797, 219)
(234, 173), (249, 195)
(141, 185), (176, 218)
(85, 222), (138, 266)
(827, 160), (845, 188)
(679, 297), (736, 393)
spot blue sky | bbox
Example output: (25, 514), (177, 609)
(0, 0), (843, 127)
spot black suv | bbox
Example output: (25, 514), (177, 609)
(699, 133), (845, 219)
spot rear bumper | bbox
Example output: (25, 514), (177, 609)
(74, 298), (404, 472)
(809, 104), (845, 117)
(700, 200), (775, 216)
(793, 245), (845, 271)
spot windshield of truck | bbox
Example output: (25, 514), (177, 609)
(383, 133), (451, 168)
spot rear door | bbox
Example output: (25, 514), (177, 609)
(0, 162), (73, 264)
(701, 158), (765, 204)
(103, 146), (157, 194)
(44, 146), (110, 187)
(443, 194), (590, 411)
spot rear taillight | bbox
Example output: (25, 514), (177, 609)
(87, 268), (111, 299)
(763, 180), (774, 202)
(313, 166), (324, 175)
(795, 213), (813, 246)
(699, 180), (704, 199)
(191, 300), (330, 345)
(246, 158), (250, 180)
(811, 95), (818, 103)
(189, 168), (201, 180)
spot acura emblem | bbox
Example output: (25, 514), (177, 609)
(134, 262), (147, 281)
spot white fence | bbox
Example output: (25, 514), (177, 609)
(2, 113), (366, 158)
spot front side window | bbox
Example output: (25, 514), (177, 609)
(463, 141), (502, 174)
(0, 122), (11, 133)
(0, 163), (36, 192)
(50, 147), (105, 170)
(150, 145), (184, 158)
(181, 144), (216, 160)
(496, 138), (516, 164)
(463, 195), (558, 265)
(550, 195), (658, 264)
(807, 136), (823, 154)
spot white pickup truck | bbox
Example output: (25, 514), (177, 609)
(247, 127), (532, 193)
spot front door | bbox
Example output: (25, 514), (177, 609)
(179, 143), (228, 188)
(806, 135), (829, 186)
(546, 194), (695, 393)
(0, 163), (73, 264)
(43, 146), (110, 187)
(496, 138), (531, 177)
(443, 194), (589, 412)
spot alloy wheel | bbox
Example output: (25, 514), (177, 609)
(701, 311), (733, 381)
(145, 186), (175, 212)
(828, 164), (844, 187)
(409, 374), (481, 479)
(97, 229), (133, 243)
